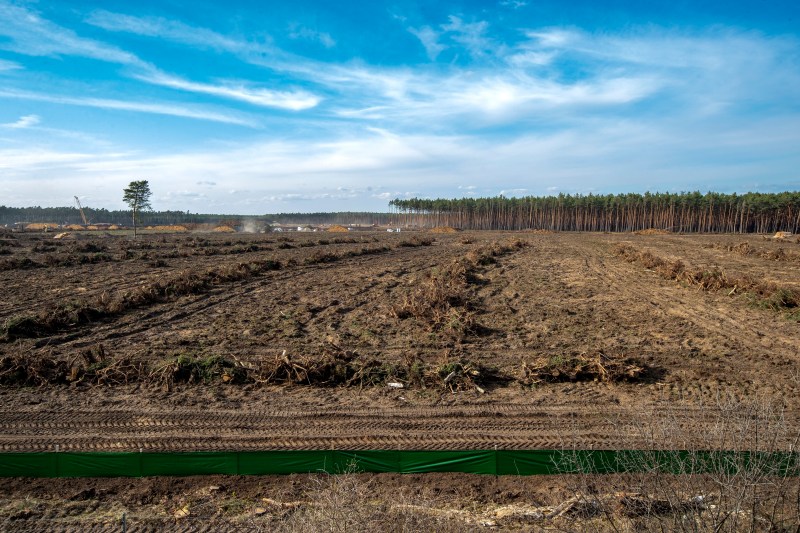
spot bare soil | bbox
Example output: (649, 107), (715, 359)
(1, 230), (799, 529)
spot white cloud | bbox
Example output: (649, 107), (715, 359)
(1, 4), (320, 112)
(0, 58), (22, 71)
(4, 109), (797, 212)
(86, 10), (250, 54)
(500, 0), (528, 8)
(0, 89), (259, 127)
(288, 25), (336, 48)
(408, 26), (446, 60)
(135, 69), (321, 111)
(440, 16), (499, 58)
(0, 1), (144, 66)
(2, 114), (40, 128)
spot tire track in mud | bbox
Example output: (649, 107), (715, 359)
(1, 403), (789, 452)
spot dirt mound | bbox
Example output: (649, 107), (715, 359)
(213, 225), (236, 233)
(429, 226), (458, 233)
(634, 228), (670, 235)
(149, 225), (188, 231)
(25, 223), (59, 231)
(327, 225), (349, 232)
(523, 229), (554, 234)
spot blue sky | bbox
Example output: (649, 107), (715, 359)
(1, 0), (799, 214)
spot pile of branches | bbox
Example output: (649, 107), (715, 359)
(708, 241), (800, 263)
(0, 346), (510, 392)
(0, 353), (70, 386)
(392, 240), (528, 335)
(391, 258), (477, 335)
(429, 358), (507, 392)
(519, 353), (648, 385)
(614, 243), (799, 314)
(256, 349), (356, 386)
(70, 344), (144, 386)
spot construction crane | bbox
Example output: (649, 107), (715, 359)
(74, 196), (89, 225)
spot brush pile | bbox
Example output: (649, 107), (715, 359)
(520, 353), (647, 384)
(614, 243), (799, 317)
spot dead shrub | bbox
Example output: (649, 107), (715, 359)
(731, 241), (753, 255)
(150, 354), (248, 387)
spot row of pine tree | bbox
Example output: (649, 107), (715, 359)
(390, 192), (800, 233)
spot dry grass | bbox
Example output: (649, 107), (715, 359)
(557, 397), (800, 532)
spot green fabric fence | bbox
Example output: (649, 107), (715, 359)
(1, 450), (798, 478)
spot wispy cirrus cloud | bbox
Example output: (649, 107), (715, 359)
(2, 114), (40, 128)
(288, 24), (336, 48)
(0, 89), (259, 127)
(133, 69), (320, 111)
(86, 10), (260, 55)
(0, 2), (320, 113)
(0, 58), (22, 71)
(0, 1), (144, 65)
(408, 26), (446, 60)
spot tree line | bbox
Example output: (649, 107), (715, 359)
(390, 192), (800, 233)
(0, 206), (395, 227)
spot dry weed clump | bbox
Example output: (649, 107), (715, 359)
(280, 471), (465, 532)
(397, 236), (434, 247)
(556, 397), (800, 532)
(614, 243), (800, 317)
(519, 353), (647, 385)
(392, 239), (527, 335)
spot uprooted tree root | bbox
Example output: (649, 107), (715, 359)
(614, 243), (800, 318)
(519, 353), (648, 385)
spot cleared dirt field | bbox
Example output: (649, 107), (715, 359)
(1, 230), (799, 530)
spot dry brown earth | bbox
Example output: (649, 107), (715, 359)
(0, 231), (799, 451)
(1, 230), (799, 529)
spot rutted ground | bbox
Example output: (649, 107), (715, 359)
(2, 230), (800, 530)
(1, 231), (799, 452)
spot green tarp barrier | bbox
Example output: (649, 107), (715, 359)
(0, 450), (797, 478)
